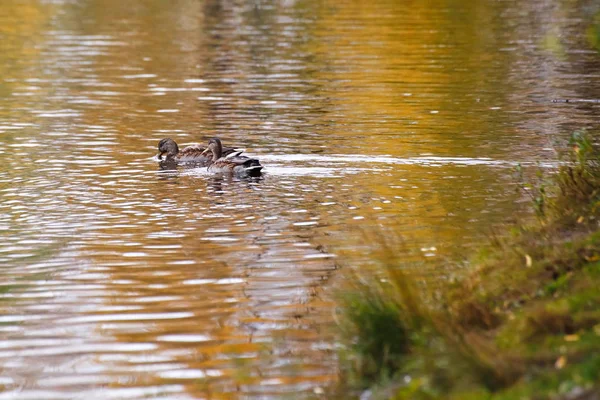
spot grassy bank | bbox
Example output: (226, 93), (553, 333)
(337, 132), (600, 399)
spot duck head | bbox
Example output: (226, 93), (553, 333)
(157, 138), (179, 160)
(204, 137), (223, 160)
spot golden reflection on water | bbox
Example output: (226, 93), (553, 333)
(0, 0), (599, 398)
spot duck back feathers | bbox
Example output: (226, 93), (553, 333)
(157, 138), (236, 166)
(210, 156), (263, 177)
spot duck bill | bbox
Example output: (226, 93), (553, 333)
(157, 151), (165, 160)
(200, 148), (209, 156)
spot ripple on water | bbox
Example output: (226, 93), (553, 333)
(156, 334), (212, 343)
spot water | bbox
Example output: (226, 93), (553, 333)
(1, 0), (599, 398)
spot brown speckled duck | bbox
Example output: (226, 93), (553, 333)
(157, 138), (237, 166)
(203, 137), (263, 177)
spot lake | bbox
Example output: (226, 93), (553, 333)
(0, 0), (599, 398)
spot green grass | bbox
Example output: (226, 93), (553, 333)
(336, 132), (600, 399)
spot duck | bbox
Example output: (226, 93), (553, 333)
(202, 137), (263, 177)
(157, 138), (237, 166)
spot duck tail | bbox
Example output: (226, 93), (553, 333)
(243, 159), (263, 177)
(245, 165), (263, 177)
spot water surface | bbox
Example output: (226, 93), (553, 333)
(1, 0), (600, 398)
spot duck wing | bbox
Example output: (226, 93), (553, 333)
(224, 149), (245, 159)
(210, 155), (263, 177)
(177, 144), (209, 162)
(221, 146), (238, 157)
(178, 143), (244, 164)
